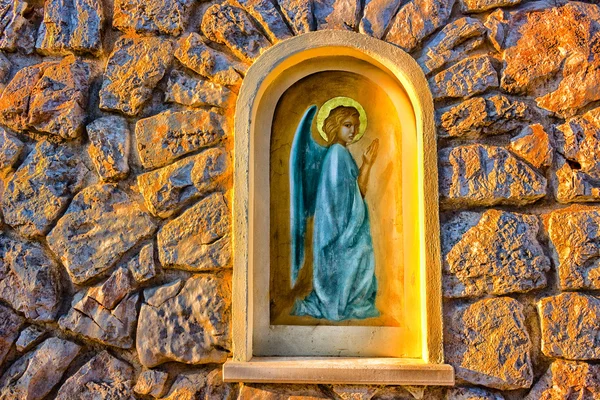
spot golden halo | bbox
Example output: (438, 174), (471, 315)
(316, 97), (367, 142)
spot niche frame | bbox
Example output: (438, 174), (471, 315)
(224, 30), (454, 385)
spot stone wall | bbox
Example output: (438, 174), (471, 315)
(0, 0), (597, 398)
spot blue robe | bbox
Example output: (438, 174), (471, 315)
(292, 144), (379, 321)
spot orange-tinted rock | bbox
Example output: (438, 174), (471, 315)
(509, 124), (553, 169)
(418, 17), (486, 75)
(134, 369), (168, 398)
(278, 0), (314, 35)
(500, 3), (600, 117)
(137, 148), (230, 218)
(128, 243), (157, 284)
(460, 0), (521, 13)
(0, 0), (37, 54)
(439, 144), (547, 207)
(86, 116), (130, 181)
(0, 304), (22, 365)
(447, 387), (504, 400)
(546, 205), (600, 290)
(429, 55), (498, 100)
(442, 210), (550, 298)
(236, 0), (292, 42)
(175, 33), (247, 86)
(313, 0), (360, 30)
(238, 384), (329, 400)
(113, 0), (193, 36)
(385, 0), (455, 52)
(99, 37), (173, 116)
(525, 360), (600, 399)
(445, 297), (533, 389)
(0, 128), (23, 170)
(36, 0), (104, 55)
(201, 2), (270, 63)
(539, 293), (600, 360)
(165, 70), (234, 109)
(554, 107), (600, 202)
(359, 0), (402, 39)
(437, 94), (533, 139)
(135, 109), (228, 169)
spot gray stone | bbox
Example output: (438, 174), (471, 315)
(485, 8), (509, 52)
(136, 275), (231, 367)
(509, 124), (553, 169)
(443, 210), (550, 298)
(0, 304), (22, 365)
(313, 0), (360, 30)
(0, 0), (37, 54)
(460, 0), (521, 13)
(113, 0), (193, 36)
(554, 107), (600, 203)
(47, 184), (156, 285)
(59, 291), (139, 349)
(418, 17), (487, 76)
(160, 372), (207, 400)
(136, 109), (228, 169)
(15, 325), (44, 353)
(539, 292), (600, 360)
(201, 1), (271, 63)
(137, 148), (230, 218)
(0, 52), (10, 82)
(0, 128), (23, 170)
(87, 267), (135, 310)
(547, 205), (600, 290)
(158, 193), (232, 272)
(36, 0), (104, 55)
(445, 297), (533, 390)
(0, 338), (80, 400)
(359, 0), (402, 39)
(165, 70), (234, 109)
(87, 116), (130, 181)
(429, 55), (499, 100)
(437, 95), (534, 139)
(128, 243), (157, 284)
(500, 3), (600, 117)
(99, 37), (173, 116)
(0, 235), (61, 322)
(385, 0), (455, 52)
(447, 387), (504, 400)
(238, 384), (328, 399)
(524, 360), (600, 399)
(175, 33), (247, 87)
(278, 0), (314, 35)
(332, 385), (377, 400)
(205, 368), (238, 400)
(143, 279), (183, 308)
(439, 144), (547, 208)
(134, 369), (168, 398)
(55, 350), (134, 400)
(236, 0), (292, 42)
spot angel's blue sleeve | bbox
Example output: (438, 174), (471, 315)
(290, 105), (327, 286)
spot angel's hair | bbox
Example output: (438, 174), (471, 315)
(323, 106), (359, 144)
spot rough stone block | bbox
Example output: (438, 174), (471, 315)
(0, 0), (37, 54)
(442, 210), (550, 298)
(539, 293), (600, 360)
(175, 33), (247, 87)
(0, 338), (80, 400)
(2, 141), (87, 238)
(99, 37), (173, 116)
(165, 70), (234, 109)
(0, 304), (22, 365)
(134, 369), (169, 398)
(359, 0), (402, 39)
(136, 275), (231, 367)
(236, 0), (292, 42)
(0, 127), (23, 170)
(509, 124), (553, 169)
(439, 144), (547, 208)
(113, 0), (193, 36)
(135, 109), (228, 169)
(524, 360), (600, 399)
(429, 55), (499, 100)
(437, 94), (533, 139)
(201, 1), (270, 63)
(158, 193), (231, 272)
(87, 267), (135, 310)
(128, 243), (157, 284)
(385, 0), (455, 52)
(278, 0), (314, 35)
(546, 205), (600, 290)
(313, 0), (361, 30)
(418, 17), (486, 76)
(36, 0), (104, 55)
(47, 184), (156, 284)
(460, 0), (521, 13)
(445, 297), (533, 390)
(55, 351), (134, 400)
(14, 325), (44, 353)
(86, 116), (130, 181)
(137, 148), (230, 218)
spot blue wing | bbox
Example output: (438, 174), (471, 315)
(290, 105), (327, 287)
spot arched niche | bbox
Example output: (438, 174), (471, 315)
(226, 30), (453, 385)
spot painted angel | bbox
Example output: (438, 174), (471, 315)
(289, 97), (380, 321)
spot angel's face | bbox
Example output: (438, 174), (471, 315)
(337, 115), (359, 145)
